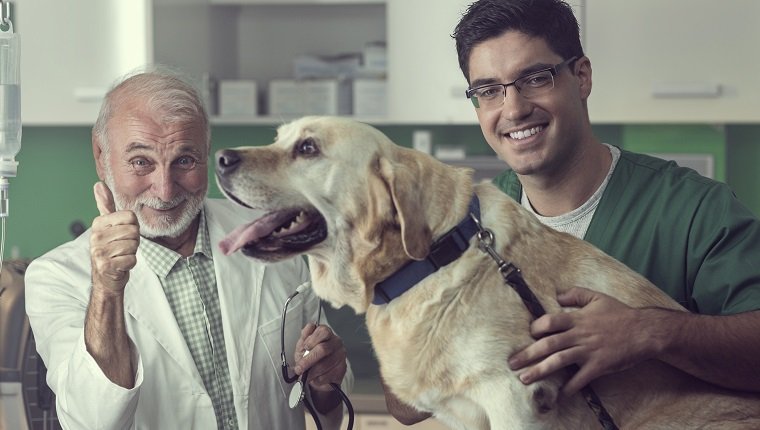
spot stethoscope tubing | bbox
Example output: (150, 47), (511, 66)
(280, 287), (354, 430)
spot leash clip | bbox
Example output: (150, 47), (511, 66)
(470, 213), (509, 270)
(470, 213), (493, 250)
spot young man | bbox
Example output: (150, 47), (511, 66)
(385, 0), (760, 424)
(25, 69), (352, 429)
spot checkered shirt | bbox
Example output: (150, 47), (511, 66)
(140, 209), (239, 430)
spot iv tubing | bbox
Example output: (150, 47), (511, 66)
(0, 216), (5, 272)
(0, 177), (6, 275)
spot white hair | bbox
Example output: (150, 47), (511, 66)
(93, 65), (211, 161)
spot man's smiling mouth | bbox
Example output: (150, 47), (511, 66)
(509, 125), (544, 140)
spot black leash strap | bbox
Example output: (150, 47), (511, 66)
(471, 214), (620, 430)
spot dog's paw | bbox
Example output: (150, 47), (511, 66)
(531, 384), (558, 414)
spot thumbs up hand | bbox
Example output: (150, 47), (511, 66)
(94, 181), (117, 216)
(90, 182), (140, 293)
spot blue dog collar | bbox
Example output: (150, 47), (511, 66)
(372, 195), (481, 305)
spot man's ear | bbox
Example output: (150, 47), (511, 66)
(93, 134), (106, 180)
(575, 56), (593, 100)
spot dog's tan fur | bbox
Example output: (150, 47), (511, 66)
(216, 116), (760, 429)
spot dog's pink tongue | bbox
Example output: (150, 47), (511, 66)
(218, 213), (280, 255)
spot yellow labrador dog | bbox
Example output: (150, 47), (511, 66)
(215, 116), (760, 429)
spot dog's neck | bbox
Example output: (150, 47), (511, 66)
(372, 195), (481, 305)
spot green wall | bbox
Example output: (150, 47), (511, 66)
(5, 127), (99, 260)
(4, 123), (759, 260)
(620, 125), (726, 182)
(726, 125), (760, 216)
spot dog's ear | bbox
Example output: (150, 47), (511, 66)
(379, 156), (431, 260)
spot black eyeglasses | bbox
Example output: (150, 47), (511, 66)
(465, 56), (578, 109)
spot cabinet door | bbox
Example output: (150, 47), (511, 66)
(15, 0), (151, 125)
(386, 0), (476, 124)
(358, 413), (450, 429)
(585, 0), (760, 123)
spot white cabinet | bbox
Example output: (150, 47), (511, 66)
(16, 0), (152, 125)
(385, 0), (476, 124)
(584, 0), (760, 123)
(210, 0), (383, 4)
(357, 414), (449, 429)
(21, 0), (760, 125)
(304, 413), (449, 430)
(154, 0), (386, 122)
(17, 0), (384, 125)
(17, 0), (594, 125)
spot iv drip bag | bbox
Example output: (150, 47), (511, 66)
(0, 4), (20, 178)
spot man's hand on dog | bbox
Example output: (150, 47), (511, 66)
(508, 287), (661, 396)
(90, 181), (140, 294)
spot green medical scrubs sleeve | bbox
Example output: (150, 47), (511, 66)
(687, 182), (760, 315)
(491, 152), (760, 315)
(492, 169), (521, 201)
(588, 151), (760, 315)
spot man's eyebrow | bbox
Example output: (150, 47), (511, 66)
(470, 62), (555, 88)
(470, 77), (500, 88)
(124, 142), (154, 153)
(124, 141), (204, 156)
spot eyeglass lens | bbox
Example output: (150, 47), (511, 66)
(471, 70), (555, 109)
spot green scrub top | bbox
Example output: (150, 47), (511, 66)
(493, 149), (760, 315)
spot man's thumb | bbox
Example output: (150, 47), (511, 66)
(557, 286), (597, 307)
(94, 181), (116, 216)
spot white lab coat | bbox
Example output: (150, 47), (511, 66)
(25, 199), (352, 430)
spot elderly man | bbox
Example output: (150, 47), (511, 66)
(25, 68), (352, 429)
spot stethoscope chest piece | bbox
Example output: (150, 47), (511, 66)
(288, 380), (306, 409)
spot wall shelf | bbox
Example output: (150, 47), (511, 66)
(210, 0), (384, 4)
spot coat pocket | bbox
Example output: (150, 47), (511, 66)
(257, 300), (304, 398)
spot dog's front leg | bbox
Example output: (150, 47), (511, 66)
(469, 376), (564, 430)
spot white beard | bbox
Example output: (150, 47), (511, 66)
(103, 171), (206, 239)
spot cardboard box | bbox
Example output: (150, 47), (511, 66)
(269, 79), (351, 116)
(293, 54), (361, 79)
(363, 42), (387, 73)
(218, 80), (258, 117)
(352, 78), (387, 117)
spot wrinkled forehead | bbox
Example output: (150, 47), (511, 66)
(107, 97), (210, 154)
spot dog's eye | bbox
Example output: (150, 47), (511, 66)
(296, 138), (320, 157)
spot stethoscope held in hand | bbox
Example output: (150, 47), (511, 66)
(280, 284), (354, 430)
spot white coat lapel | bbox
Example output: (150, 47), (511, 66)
(206, 201), (265, 395)
(124, 259), (204, 388)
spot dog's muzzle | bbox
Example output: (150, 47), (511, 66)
(216, 149), (242, 177)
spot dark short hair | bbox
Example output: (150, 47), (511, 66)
(453, 0), (584, 82)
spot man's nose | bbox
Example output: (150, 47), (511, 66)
(153, 168), (177, 202)
(216, 149), (241, 176)
(501, 86), (532, 120)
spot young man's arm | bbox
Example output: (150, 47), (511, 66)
(508, 287), (760, 395)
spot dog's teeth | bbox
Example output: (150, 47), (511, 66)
(272, 212), (308, 238)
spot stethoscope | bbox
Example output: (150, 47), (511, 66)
(280, 284), (354, 430)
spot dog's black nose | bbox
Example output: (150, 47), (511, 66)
(216, 149), (241, 176)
